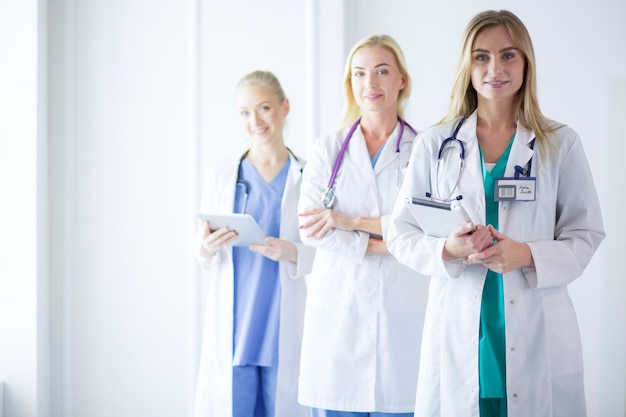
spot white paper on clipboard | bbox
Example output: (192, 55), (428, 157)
(405, 197), (471, 238)
(197, 212), (268, 246)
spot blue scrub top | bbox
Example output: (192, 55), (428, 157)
(232, 157), (290, 367)
(371, 141), (386, 167)
(478, 137), (514, 399)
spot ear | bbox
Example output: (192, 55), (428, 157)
(399, 74), (407, 90)
(282, 98), (290, 116)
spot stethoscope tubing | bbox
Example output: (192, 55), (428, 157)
(426, 117), (467, 203)
(322, 117), (416, 208)
(427, 115), (535, 202)
(236, 147), (299, 214)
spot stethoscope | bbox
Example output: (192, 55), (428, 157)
(425, 115), (535, 202)
(320, 117), (417, 209)
(236, 147), (299, 214)
(425, 116), (467, 202)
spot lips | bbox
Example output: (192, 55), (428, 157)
(485, 80), (508, 87)
(364, 93), (383, 100)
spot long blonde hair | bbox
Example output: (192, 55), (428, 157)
(442, 10), (562, 155)
(339, 34), (412, 127)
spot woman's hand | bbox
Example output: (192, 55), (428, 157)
(250, 237), (297, 263)
(298, 208), (357, 239)
(463, 225), (534, 273)
(199, 221), (238, 258)
(443, 222), (493, 261)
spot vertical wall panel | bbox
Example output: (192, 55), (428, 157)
(0, 1), (40, 416)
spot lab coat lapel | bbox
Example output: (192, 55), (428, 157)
(348, 126), (379, 193)
(506, 125), (535, 177)
(372, 123), (402, 176)
(282, 153), (304, 208)
(217, 155), (240, 213)
(456, 112), (535, 180)
(454, 113), (485, 222)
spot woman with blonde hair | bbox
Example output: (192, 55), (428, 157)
(194, 70), (314, 417)
(298, 34), (427, 417)
(388, 10), (604, 417)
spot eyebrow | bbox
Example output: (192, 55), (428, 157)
(352, 63), (391, 69)
(472, 46), (519, 54)
(238, 101), (271, 110)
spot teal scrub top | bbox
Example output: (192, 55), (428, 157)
(478, 136), (514, 399)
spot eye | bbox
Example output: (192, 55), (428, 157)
(259, 105), (271, 113)
(240, 110), (249, 117)
(376, 69), (389, 75)
(474, 54), (489, 62)
(503, 52), (516, 60)
(352, 70), (365, 77)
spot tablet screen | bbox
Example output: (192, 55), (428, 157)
(405, 198), (471, 238)
(197, 213), (268, 246)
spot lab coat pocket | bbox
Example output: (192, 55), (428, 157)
(544, 292), (583, 377)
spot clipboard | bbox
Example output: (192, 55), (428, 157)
(405, 197), (471, 238)
(197, 212), (268, 246)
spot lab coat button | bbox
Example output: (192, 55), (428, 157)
(513, 393), (518, 398)
(509, 299), (515, 304)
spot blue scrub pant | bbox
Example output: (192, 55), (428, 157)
(479, 398), (508, 417)
(311, 409), (413, 417)
(232, 365), (278, 417)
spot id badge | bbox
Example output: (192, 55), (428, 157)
(495, 177), (536, 201)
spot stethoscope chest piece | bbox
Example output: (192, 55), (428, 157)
(320, 187), (335, 209)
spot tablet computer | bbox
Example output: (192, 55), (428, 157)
(405, 197), (471, 238)
(197, 212), (268, 246)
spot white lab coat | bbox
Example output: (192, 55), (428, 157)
(387, 111), (605, 417)
(298, 122), (428, 413)
(193, 152), (314, 417)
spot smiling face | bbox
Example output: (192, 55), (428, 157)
(470, 24), (526, 106)
(350, 45), (406, 116)
(236, 83), (289, 145)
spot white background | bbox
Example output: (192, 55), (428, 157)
(0, 0), (624, 416)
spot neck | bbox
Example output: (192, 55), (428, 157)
(360, 111), (399, 141)
(476, 100), (516, 130)
(247, 141), (289, 166)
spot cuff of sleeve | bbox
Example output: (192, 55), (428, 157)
(291, 242), (314, 279)
(434, 238), (464, 278)
(522, 266), (538, 288)
(381, 214), (391, 240)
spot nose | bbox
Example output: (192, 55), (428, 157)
(364, 72), (376, 87)
(250, 110), (260, 125)
(488, 58), (503, 75)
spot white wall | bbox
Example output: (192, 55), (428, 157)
(47, 0), (196, 416)
(200, 0), (308, 164)
(0, 1), (45, 416)
(1, 0), (624, 416)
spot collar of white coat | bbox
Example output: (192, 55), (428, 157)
(351, 120), (413, 174)
(458, 111), (535, 177)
